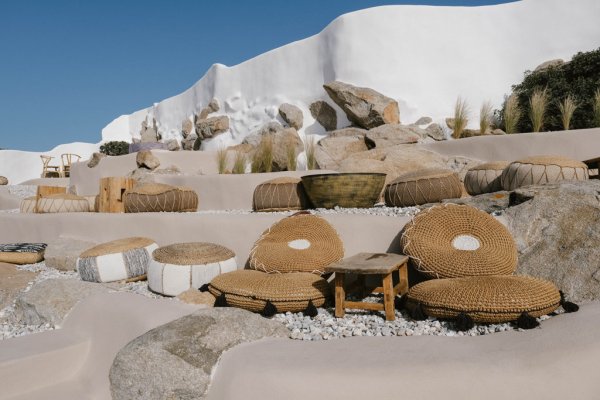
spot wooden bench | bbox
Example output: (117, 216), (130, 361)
(325, 252), (409, 321)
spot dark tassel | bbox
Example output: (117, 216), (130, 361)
(454, 313), (474, 331)
(261, 300), (277, 318)
(214, 293), (228, 307)
(559, 290), (579, 313)
(303, 300), (318, 318)
(395, 295), (407, 311)
(516, 312), (539, 329)
(410, 303), (427, 321)
(199, 284), (210, 292)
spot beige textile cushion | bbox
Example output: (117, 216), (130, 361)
(209, 270), (330, 313)
(501, 155), (588, 191)
(252, 177), (308, 212)
(249, 213), (344, 274)
(464, 161), (510, 195)
(20, 197), (37, 213)
(406, 275), (560, 323)
(401, 204), (518, 278)
(384, 168), (463, 207)
(123, 183), (198, 213)
(0, 243), (46, 264)
(36, 194), (90, 213)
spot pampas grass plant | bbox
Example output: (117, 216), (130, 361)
(479, 100), (493, 135)
(593, 89), (600, 128)
(452, 97), (469, 139)
(216, 147), (228, 174)
(503, 94), (521, 134)
(558, 95), (577, 131)
(304, 135), (317, 170)
(232, 151), (246, 174)
(285, 138), (297, 171)
(251, 135), (274, 173)
(529, 87), (548, 132)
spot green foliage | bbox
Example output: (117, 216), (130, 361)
(99, 141), (129, 156)
(593, 89), (600, 127)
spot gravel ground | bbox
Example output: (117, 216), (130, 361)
(195, 204), (420, 217)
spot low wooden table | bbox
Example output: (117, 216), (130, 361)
(325, 252), (409, 321)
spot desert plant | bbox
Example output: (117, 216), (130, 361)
(503, 94), (521, 134)
(99, 141), (129, 156)
(251, 135), (274, 173)
(529, 87), (549, 132)
(232, 151), (246, 174)
(594, 89), (600, 127)
(452, 97), (469, 139)
(479, 100), (493, 135)
(558, 95), (578, 130)
(285, 138), (297, 171)
(304, 135), (318, 170)
(216, 147), (228, 174)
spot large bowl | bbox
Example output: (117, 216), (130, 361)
(301, 173), (386, 209)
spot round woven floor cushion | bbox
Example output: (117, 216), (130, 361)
(249, 213), (344, 274)
(0, 243), (47, 264)
(501, 155), (588, 191)
(209, 270), (330, 313)
(401, 204), (517, 278)
(252, 177), (309, 212)
(406, 275), (560, 323)
(384, 168), (463, 207)
(464, 161), (510, 195)
(20, 194), (90, 213)
(148, 242), (237, 296)
(77, 237), (158, 283)
(123, 183), (198, 213)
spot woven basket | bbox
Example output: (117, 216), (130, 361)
(501, 155), (588, 191)
(208, 270), (330, 313)
(153, 242), (235, 265)
(252, 177), (309, 212)
(406, 275), (560, 323)
(249, 213), (344, 274)
(35, 194), (90, 213)
(384, 168), (463, 207)
(401, 204), (517, 278)
(301, 173), (386, 208)
(464, 161), (510, 195)
(0, 243), (46, 265)
(123, 183), (198, 213)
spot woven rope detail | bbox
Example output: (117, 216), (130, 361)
(124, 185), (198, 213)
(501, 156), (589, 191)
(384, 169), (462, 207)
(81, 237), (156, 257)
(20, 197), (37, 213)
(208, 270), (330, 312)
(464, 162), (509, 195)
(301, 173), (386, 209)
(36, 194), (90, 213)
(406, 275), (560, 323)
(400, 204), (517, 278)
(249, 214), (344, 274)
(152, 242), (235, 265)
(252, 177), (306, 212)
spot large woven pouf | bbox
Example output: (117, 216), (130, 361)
(123, 183), (198, 213)
(19, 197), (37, 213)
(208, 270), (330, 314)
(77, 237), (158, 283)
(0, 243), (47, 264)
(252, 177), (309, 212)
(401, 204), (517, 278)
(249, 213), (344, 274)
(405, 275), (562, 325)
(464, 161), (510, 195)
(501, 155), (588, 191)
(148, 242), (237, 296)
(35, 194), (90, 213)
(384, 168), (463, 207)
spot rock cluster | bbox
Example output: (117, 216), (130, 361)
(242, 122), (303, 171)
(87, 152), (106, 168)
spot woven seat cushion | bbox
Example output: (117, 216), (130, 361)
(77, 237), (158, 283)
(123, 183), (198, 213)
(401, 204), (517, 278)
(501, 155), (588, 191)
(148, 242), (237, 296)
(209, 270), (330, 313)
(20, 197), (37, 213)
(249, 213), (344, 274)
(0, 243), (46, 264)
(406, 275), (561, 323)
(384, 168), (463, 207)
(34, 194), (90, 213)
(252, 177), (309, 212)
(464, 161), (510, 195)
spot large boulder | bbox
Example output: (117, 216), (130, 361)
(365, 124), (421, 148)
(195, 115), (229, 139)
(505, 180), (600, 303)
(0, 263), (36, 311)
(0, 176), (8, 185)
(242, 122), (303, 171)
(44, 238), (97, 272)
(309, 100), (337, 131)
(278, 103), (303, 130)
(181, 134), (197, 151)
(328, 127), (368, 138)
(425, 123), (446, 141)
(140, 119), (159, 143)
(87, 152), (106, 168)
(136, 150), (160, 170)
(181, 119), (193, 138)
(198, 98), (220, 120)
(314, 135), (368, 170)
(323, 81), (399, 129)
(109, 308), (289, 400)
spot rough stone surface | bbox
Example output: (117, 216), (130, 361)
(199, 99), (220, 119)
(44, 238), (97, 272)
(314, 135), (368, 170)
(195, 115), (229, 139)
(0, 176), (8, 185)
(140, 119), (159, 143)
(242, 122), (303, 171)
(413, 116), (432, 125)
(176, 289), (215, 307)
(446, 156), (482, 183)
(165, 139), (180, 151)
(323, 81), (399, 128)
(309, 100), (337, 131)
(492, 128), (506, 135)
(365, 124), (421, 148)
(136, 150), (160, 170)
(109, 308), (289, 400)
(534, 58), (564, 72)
(278, 103), (303, 130)
(181, 119), (193, 138)
(181, 134), (197, 151)
(13, 278), (111, 327)
(445, 117), (455, 130)
(425, 123), (446, 141)
(328, 127), (368, 138)
(505, 180), (600, 303)
(128, 166), (182, 185)
(0, 263), (36, 311)
(431, 191), (510, 214)
(87, 152), (106, 168)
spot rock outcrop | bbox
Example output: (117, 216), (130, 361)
(365, 124), (421, 148)
(278, 103), (304, 130)
(44, 238), (96, 272)
(198, 98), (220, 120)
(194, 115), (229, 139)
(242, 122), (303, 171)
(314, 135), (368, 170)
(0, 263), (36, 311)
(140, 119), (160, 143)
(136, 150), (160, 170)
(87, 152), (106, 168)
(309, 100), (337, 131)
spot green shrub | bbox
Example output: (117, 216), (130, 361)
(594, 88), (600, 127)
(99, 141), (129, 156)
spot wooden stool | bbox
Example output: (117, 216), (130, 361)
(98, 177), (134, 213)
(325, 252), (409, 321)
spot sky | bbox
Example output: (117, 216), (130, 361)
(0, 0), (515, 151)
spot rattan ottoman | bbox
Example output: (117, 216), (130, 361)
(501, 155), (588, 190)
(123, 183), (198, 213)
(33, 194), (90, 213)
(148, 242), (237, 296)
(464, 161), (510, 195)
(384, 168), (463, 207)
(252, 177), (309, 212)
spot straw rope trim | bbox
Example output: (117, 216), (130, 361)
(152, 242), (235, 265)
(35, 195), (90, 213)
(517, 155), (587, 169)
(123, 186), (198, 213)
(390, 168), (458, 183)
(468, 161), (510, 171)
(252, 177), (306, 212)
(501, 160), (588, 191)
(81, 237), (156, 257)
(0, 252), (45, 264)
(385, 172), (463, 208)
(464, 166), (506, 195)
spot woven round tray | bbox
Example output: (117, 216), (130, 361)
(249, 213), (344, 274)
(384, 168), (463, 207)
(152, 242), (235, 265)
(208, 270), (330, 313)
(252, 177), (309, 212)
(301, 173), (386, 209)
(123, 183), (198, 213)
(501, 155), (588, 191)
(81, 237), (156, 257)
(464, 161), (510, 195)
(406, 275), (560, 323)
(401, 204), (517, 278)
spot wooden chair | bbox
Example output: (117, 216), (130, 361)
(60, 153), (81, 178)
(40, 155), (61, 178)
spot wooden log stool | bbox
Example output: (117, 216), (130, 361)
(98, 177), (134, 213)
(325, 252), (409, 321)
